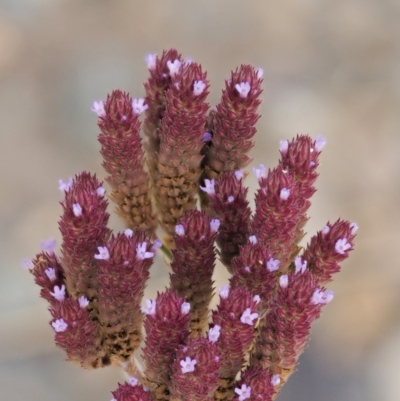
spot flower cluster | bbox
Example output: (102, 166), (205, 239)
(26, 49), (356, 401)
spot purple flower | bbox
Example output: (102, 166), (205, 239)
(51, 318), (68, 332)
(235, 384), (251, 401)
(94, 246), (110, 260)
(180, 356), (197, 373)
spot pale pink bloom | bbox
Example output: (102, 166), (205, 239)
(235, 82), (251, 98)
(193, 80), (206, 96)
(45, 267), (57, 282)
(249, 235), (257, 244)
(314, 136), (327, 152)
(240, 308), (258, 326)
(175, 224), (185, 236)
(311, 289), (334, 305)
(152, 239), (162, 250)
(350, 222), (359, 234)
(181, 302), (191, 315)
(235, 169), (244, 180)
(167, 59), (181, 77)
(91, 100), (105, 117)
(279, 275), (289, 289)
(235, 384), (251, 401)
(266, 258), (280, 272)
(253, 295), (261, 304)
(180, 356), (197, 373)
(145, 54), (157, 70)
(22, 258), (34, 270)
(210, 219), (220, 233)
(129, 377), (138, 386)
(202, 131), (212, 142)
(141, 299), (156, 315)
(200, 179), (215, 195)
(253, 164), (266, 179)
(72, 203), (82, 217)
(208, 325), (221, 343)
(58, 177), (73, 192)
(256, 67), (263, 78)
(94, 246), (110, 260)
(96, 186), (105, 197)
(294, 256), (307, 274)
(271, 374), (281, 386)
(218, 284), (230, 299)
(227, 196), (235, 203)
(78, 295), (89, 309)
(322, 225), (330, 235)
(50, 284), (66, 302)
(279, 139), (289, 154)
(52, 318), (68, 333)
(124, 229), (133, 238)
(280, 188), (290, 200)
(41, 238), (56, 254)
(335, 238), (351, 254)
(136, 242), (154, 260)
(132, 98), (148, 115)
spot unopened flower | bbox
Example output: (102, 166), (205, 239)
(96, 186), (105, 197)
(335, 238), (351, 254)
(322, 225), (330, 235)
(132, 98), (148, 115)
(256, 67), (264, 78)
(208, 325), (221, 343)
(145, 53), (157, 70)
(72, 203), (82, 217)
(200, 179), (215, 195)
(152, 239), (162, 250)
(91, 100), (105, 117)
(219, 284), (230, 299)
(227, 195), (235, 203)
(141, 299), (156, 315)
(50, 284), (66, 302)
(271, 374), (281, 386)
(94, 246), (110, 260)
(279, 274), (289, 288)
(210, 219), (220, 233)
(124, 229), (133, 238)
(181, 302), (191, 315)
(253, 295), (261, 304)
(202, 131), (212, 142)
(129, 377), (138, 386)
(294, 256), (307, 274)
(235, 82), (251, 98)
(235, 169), (244, 180)
(266, 257), (280, 272)
(253, 164), (266, 179)
(167, 59), (181, 77)
(280, 188), (290, 200)
(175, 224), (185, 236)
(58, 177), (73, 192)
(52, 318), (68, 333)
(136, 242), (154, 260)
(314, 136), (327, 152)
(40, 238), (56, 254)
(311, 289), (334, 305)
(180, 356), (197, 373)
(350, 222), (359, 234)
(249, 235), (257, 244)
(45, 267), (57, 282)
(78, 295), (89, 308)
(240, 308), (258, 326)
(279, 139), (289, 154)
(235, 384), (251, 401)
(193, 80), (206, 96)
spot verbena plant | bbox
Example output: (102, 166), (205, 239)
(25, 49), (356, 401)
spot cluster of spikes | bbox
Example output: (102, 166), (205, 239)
(26, 49), (356, 401)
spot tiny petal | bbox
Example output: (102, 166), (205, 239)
(124, 229), (133, 238)
(218, 284), (230, 299)
(58, 177), (73, 192)
(136, 242), (154, 260)
(210, 218), (220, 233)
(280, 188), (290, 200)
(175, 224), (185, 236)
(22, 258), (34, 270)
(253, 164), (266, 179)
(91, 100), (105, 117)
(253, 295), (261, 304)
(256, 67), (263, 78)
(72, 203), (82, 217)
(279, 140), (289, 154)
(202, 131), (212, 142)
(145, 54), (157, 70)
(294, 256), (307, 274)
(96, 186), (105, 197)
(41, 238), (56, 254)
(249, 235), (257, 244)
(141, 299), (156, 315)
(180, 356), (197, 374)
(240, 308), (258, 326)
(167, 59), (181, 77)
(235, 82), (251, 98)
(208, 325), (221, 343)
(52, 318), (68, 333)
(350, 222), (359, 234)
(266, 257), (280, 272)
(181, 302), (191, 315)
(193, 80), (206, 96)
(94, 246), (110, 260)
(199, 179), (215, 195)
(271, 374), (281, 386)
(335, 238), (351, 254)
(45, 267), (57, 282)
(129, 377), (138, 386)
(279, 275), (289, 289)
(235, 169), (244, 180)
(315, 136), (327, 152)
(322, 225), (330, 235)
(235, 384), (251, 401)
(50, 284), (66, 302)
(78, 295), (89, 308)
(132, 98), (148, 115)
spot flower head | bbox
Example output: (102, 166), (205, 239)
(279, 274), (289, 288)
(175, 224), (185, 236)
(96, 186), (105, 197)
(253, 164), (266, 179)
(271, 374), (281, 386)
(279, 139), (289, 154)
(314, 136), (327, 152)
(210, 218), (220, 233)
(280, 188), (290, 200)
(124, 229), (133, 238)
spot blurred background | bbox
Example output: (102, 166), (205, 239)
(1, 0), (399, 400)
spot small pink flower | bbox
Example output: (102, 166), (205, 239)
(50, 284), (66, 302)
(202, 131), (212, 142)
(249, 235), (257, 244)
(52, 318), (68, 333)
(256, 67), (264, 78)
(311, 289), (334, 305)
(45, 267), (57, 282)
(208, 325), (221, 343)
(200, 179), (215, 195)
(266, 257), (280, 272)
(240, 308), (258, 326)
(152, 239), (162, 250)
(132, 98), (148, 115)
(294, 256), (307, 274)
(279, 139), (289, 154)
(181, 302), (191, 315)
(141, 299), (156, 315)
(91, 100), (105, 117)
(235, 384), (251, 401)
(124, 229), (133, 238)
(279, 275), (289, 289)
(210, 219), (220, 233)
(271, 374), (281, 386)
(22, 258), (34, 270)
(129, 377), (138, 386)
(335, 238), (351, 254)
(136, 242), (154, 261)
(235, 82), (251, 98)
(218, 284), (230, 299)
(193, 80), (206, 96)
(72, 203), (82, 217)
(180, 356), (197, 373)
(350, 222), (359, 234)
(78, 295), (89, 309)
(314, 136), (326, 152)
(145, 54), (157, 70)
(322, 225), (330, 235)
(58, 177), (73, 192)
(40, 238), (56, 254)
(253, 295), (261, 304)
(94, 246), (110, 260)
(167, 59), (181, 77)
(235, 169), (244, 180)
(175, 224), (185, 236)
(96, 186), (105, 197)
(227, 195), (235, 203)
(280, 188), (290, 200)
(253, 164), (266, 179)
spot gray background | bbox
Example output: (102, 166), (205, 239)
(1, 0), (399, 400)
